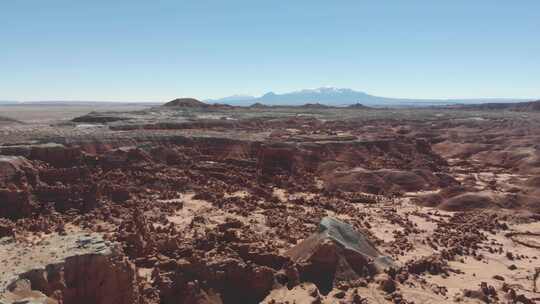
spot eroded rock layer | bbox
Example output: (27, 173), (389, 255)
(1, 108), (539, 303)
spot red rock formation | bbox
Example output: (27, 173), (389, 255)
(286, 217), (394, 294)
(0, 187), (35, 219)
(0, 156), (36, 184)
(13, 253), (140, 304)
(30, 144), (83, 168)
(62, 254), (140, 304)
(257, 144), (297, 176)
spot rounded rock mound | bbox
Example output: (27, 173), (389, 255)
(163, 97), (207, 108)
(438, 192), (496, 211)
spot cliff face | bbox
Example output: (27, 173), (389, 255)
(1, 234), (140, 304)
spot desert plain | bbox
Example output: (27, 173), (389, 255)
(1, 99), (539, 304)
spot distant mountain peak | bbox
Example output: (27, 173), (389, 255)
(295, 87), (359, 94)
(201, 88), (530, 107)
(223, 94), (253, 99)
(205, 94), (256, 104)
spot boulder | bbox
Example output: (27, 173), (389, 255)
(439, 192), (497, 211)
(286, 217), (394, 294)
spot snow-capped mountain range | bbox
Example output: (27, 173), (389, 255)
(205, 87), (528, 107)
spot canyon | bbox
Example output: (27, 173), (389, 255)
(0, 102), (539, 303)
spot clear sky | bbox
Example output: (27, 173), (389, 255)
(1, 1), (539, 101)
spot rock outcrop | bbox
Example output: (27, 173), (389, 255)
(0, 156), (35, 184)
(286, 217), (394, 294)
(0, 188), (34, 220)
(0, 233), (139, 304)
(0, 144), (82, 168)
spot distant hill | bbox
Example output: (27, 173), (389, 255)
(300, 103), (330, 109)
(204, 87), (530, 107)
(163, 98), (234, 109)
(0, 116), (21, 125)
(249, 102), (269, 108)
(447, 100), (540, 111)
(347, 103), (370, 109)
(163, 98), (207, 107)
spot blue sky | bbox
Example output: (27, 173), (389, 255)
(1, 1), (539, 101)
